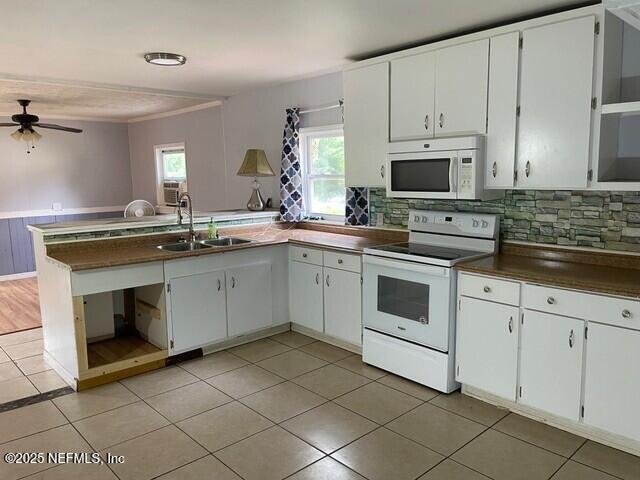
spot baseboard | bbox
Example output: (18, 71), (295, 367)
(0, 271), (36, 282)
(201, 323), (291, 355)
(291, 323), (362, 355)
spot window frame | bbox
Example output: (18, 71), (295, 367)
(299, 124), (345, 222)
(154, 142), (188, 206)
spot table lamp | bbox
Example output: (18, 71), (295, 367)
(237, 149), (276, 211)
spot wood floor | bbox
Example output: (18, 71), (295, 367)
(0, 278), (41, 335)
(87, 335), (161, 368)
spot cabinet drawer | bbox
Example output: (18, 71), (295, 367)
(289, 246), (323, 265)
(458, 273), (520, 306)
(323, 251), (361, 273)
(522, 283), (640, 329)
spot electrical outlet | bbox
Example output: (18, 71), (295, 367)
(52, 202), (62, 211)
(376, 212), (384, 225)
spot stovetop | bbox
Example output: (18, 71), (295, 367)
(363, 241), (493, 267)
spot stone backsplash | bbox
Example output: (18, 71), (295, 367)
(369, 189), (640, 253)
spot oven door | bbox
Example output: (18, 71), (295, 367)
(363, 255), (454, 352)
(386, 151), (458, 199)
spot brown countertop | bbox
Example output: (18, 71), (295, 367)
(46, 222), (407, 271)
(456, 243), (640, 299)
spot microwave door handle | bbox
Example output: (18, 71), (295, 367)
(449, 157), (458, 192)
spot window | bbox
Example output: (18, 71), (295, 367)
(300, 126), (345, 220)
(154, 143), (188, 206)
(159, 146), (187, 180)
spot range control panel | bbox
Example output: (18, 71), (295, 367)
(408, 210), (498, 239)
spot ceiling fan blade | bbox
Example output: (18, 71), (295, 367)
(0, 123), (18, 127)
(33, 123), (83, 133)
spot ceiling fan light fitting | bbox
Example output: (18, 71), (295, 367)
(144, 52), (186, 66)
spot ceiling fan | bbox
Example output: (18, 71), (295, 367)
(1, 99), (83, 154)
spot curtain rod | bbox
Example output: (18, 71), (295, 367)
(298, 100), (343, 115)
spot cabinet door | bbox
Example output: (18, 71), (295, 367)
(390, 52), (436, 141)
(434, 39), (489, 136)
(226, 262), (273, 337)
(584, 323), (640, 442)
(519, 310), (584, 420)
(169, 270), (227, 354)
(344, 63), (389, 187)
(290, 261), (323, 332)
(486, 32), (520, 189)
(324, 267), (362, 346)
(516, 16), (595, 189)
(456, 296), (519, 401)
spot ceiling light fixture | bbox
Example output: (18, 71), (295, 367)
(144, 52), (187, 66)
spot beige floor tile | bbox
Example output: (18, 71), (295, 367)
(15, 355), (52, 375)
(494, 413), (586, 457)
(256, 349), (327, 379)
(299, 341), (353, 362)
(0, 424), (91, 480)
(334, 354), (387, 380)
(430, 391), (509, 426)
(73, 401), (169, 450)
(551, 460), (619, 480)
(334, 382), (422, 424)
(215, 425), (324, 480)
(417, 459), (490, 479)
(228, 338), (291, 362)
(0, 361), (23, 382)
(3, 339), (43, 360)
(240, 381), (326, 423)
(0, 348), (10, 363)
(572, 440), (640, 480)
(177, 401), (273, 452)
(155, 455), (241, 480)
(0, 401), (67, 444)
(270, 331), (317, 348)
(451, 429), (565, 480)
(206, 364), (284, 398)
(288, 457), (366, 480)
(22, 462), (118, 479)
(28, 370), (68, 393)
(53, 381), (139, 422)
(120, 366), (198, 398)
(282, 402), (376, 453)
(145, 381), (232, 422)
(378, 374), (440, 401)
(387, 402), (486, 456)
(0, 328), (43, 347)
(0, 376), (38, 403)
(180, 351), (248, 379)
(332, 427), (444, 480)
(292, 365), (370, 399)
(103, 425), (207, 480)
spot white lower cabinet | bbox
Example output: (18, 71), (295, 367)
(324, 267), (362, 346)
(584, 323), (640, 442)
(227, 262), (273, 337)
(290, 261), (323, 332)
(456, 296), (519, 401)
(169, 270), (227, 354)
(519, 310), (584, 421)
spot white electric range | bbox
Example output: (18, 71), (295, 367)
(362, 210), (499, 393)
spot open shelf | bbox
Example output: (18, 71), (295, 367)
(87, 335), (161, 369)
(602, 101), (640, 115)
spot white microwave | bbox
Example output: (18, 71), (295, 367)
(386, 136), (502, 200)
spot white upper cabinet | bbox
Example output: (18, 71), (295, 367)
(434, 39), (489, 136)
(516, 16), (596, 189)
(390, 52), (436, 141)
(486, 32), (520, 189)
(344, 62), (389, 187)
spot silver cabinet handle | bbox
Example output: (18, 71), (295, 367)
(217, 279), (221, 291)
(508, 316), (513, 333)
(492, 161), (497, 178)
(483, 286), (491, 293)
(547, 296), (555, 305)
(380, 164), (385, 178)
(302, 253), (308, 258)
(315, 272), (319, 285)
(569, 329), (575, 348)
(326, 274), (330, 287)
(439, 112), (444, 128)
(525, 161), (531, 178)
(338, 258), (344, 264)
(424, 113), (429, 131)
(231, 277), (236, 289)
(397, 326), (406, 331)
(622, 309), (632, 319)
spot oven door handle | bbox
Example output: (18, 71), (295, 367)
(363, 255), (450, 277)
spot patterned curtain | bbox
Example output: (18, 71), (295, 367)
(279, 108), (304, 222)
(345, 187), (370, 225)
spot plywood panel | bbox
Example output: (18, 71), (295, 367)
(9, 218), (31, 273)
(0, 219), (15, 275)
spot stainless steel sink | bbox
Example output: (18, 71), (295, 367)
(199, 237), (253, 247)
(157, 242), (213, 252)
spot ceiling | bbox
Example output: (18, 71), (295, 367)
(0, 0), (588, 120)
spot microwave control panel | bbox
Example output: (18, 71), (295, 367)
(458, 156), (474, 194)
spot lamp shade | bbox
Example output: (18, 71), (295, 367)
(237, 149), (275, 177)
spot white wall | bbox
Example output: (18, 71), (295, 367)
(1, 118), (132, 212)
(128, 106), (226, 212)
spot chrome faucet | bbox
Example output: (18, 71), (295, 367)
(177, 192), (196, 242)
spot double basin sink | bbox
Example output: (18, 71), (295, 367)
(157, 237), (253, 252)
